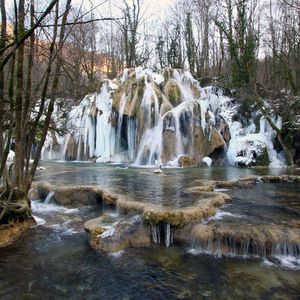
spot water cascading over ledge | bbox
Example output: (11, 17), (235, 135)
(41, 67), (285, 167)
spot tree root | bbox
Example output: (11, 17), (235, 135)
(0, 191), (31, 224)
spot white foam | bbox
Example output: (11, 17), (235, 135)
(31, 201), (78, 215)
(62, 228), (79, 235)
(32, 215), (46, 226)
(274, 255), (300, 270)
(214, 188), (229, 192)
(261, 259), (275, 267)
(207, 211), (242, 222)
(100, 223), (118, 238)
(109, 250), (125, 258)
(64, 208), (79, 214)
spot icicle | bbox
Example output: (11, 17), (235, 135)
(151, 225), (161, 244)
(127, 118), (136, 161)
(165, 223), (171, 247)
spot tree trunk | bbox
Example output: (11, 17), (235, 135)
(27, 0), (72, 190)
(0, 0), (7, 164)
(14, 0), (25, 187)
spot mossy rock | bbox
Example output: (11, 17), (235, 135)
(142, 210), (185, 228)
(137, 77), (146, 97)
(164, 79), (182, 106)
(162, 67), (173, 82)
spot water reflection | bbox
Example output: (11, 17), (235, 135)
(1, 162), (299, 299)
(220, 182), (300, 224)
(34, 162), (299, 209)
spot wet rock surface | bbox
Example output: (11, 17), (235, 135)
(30, 174), (300, 254)
(178, 155), (196, 167)
(190, 223), (300, 257)
(84, 214), (151, 253)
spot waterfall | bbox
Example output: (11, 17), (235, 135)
(94, 85), (116, 160)
(134, 79), (162, 165)
(44, 191), (55, 204)
(134, 120), (163, 165)
(173, 70), (195, 101)
(41, 68), (285, 168)
(127, 117), (137, 161)
(190, 235), (300, 258)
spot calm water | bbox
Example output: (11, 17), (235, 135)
(34, 162), (299, 208)
(1, 162), (300, 299)
(215, 182), (300, 225)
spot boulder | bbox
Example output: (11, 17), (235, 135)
(236, 140), (270, 166)
(64, 134), (78, 161)
(85, 215), (151, 253)
(163, 79), (182, 106)
(178, 155), (196, 168)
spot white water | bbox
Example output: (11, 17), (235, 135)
(44, 191), (55, 204)
(42, 68), (286, 168)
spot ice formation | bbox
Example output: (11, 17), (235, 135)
(41, 68), (285, 167)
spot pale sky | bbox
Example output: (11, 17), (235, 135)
(73, 0), (176, 19)
(5, 0), (176, 18)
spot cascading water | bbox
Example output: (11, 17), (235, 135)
(41, 68), (286, 167)
(134, 78), (162, 165)
(190, 234), (300, 259)
(44, 191), (55, 204)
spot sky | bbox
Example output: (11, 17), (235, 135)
(5, 0), (176, 18)
(73, 0), (176, 19)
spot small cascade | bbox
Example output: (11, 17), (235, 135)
(151, 225), (161, 244)
(164, 222), (173, 247)
(134, 120), (163, 165)
(94, 84), (116, 160)
(44, 191), (55, 204)
(127, 117), (137, 161)
(134, 79), (162, 165)
(172, 70), (196, 101)
(190, 225), (300, 259)
(272, 243), (300, 257)
(150, 222), (173, 247)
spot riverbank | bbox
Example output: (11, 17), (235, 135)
(0, 218), (35, 248)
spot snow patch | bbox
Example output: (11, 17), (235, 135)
(202, 157), (212, 167)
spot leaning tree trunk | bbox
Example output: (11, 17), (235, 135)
(27, 0), (72, 190)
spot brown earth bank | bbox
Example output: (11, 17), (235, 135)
(0, 218), (35, 248)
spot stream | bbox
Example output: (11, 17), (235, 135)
(0, 162), (300, 299)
